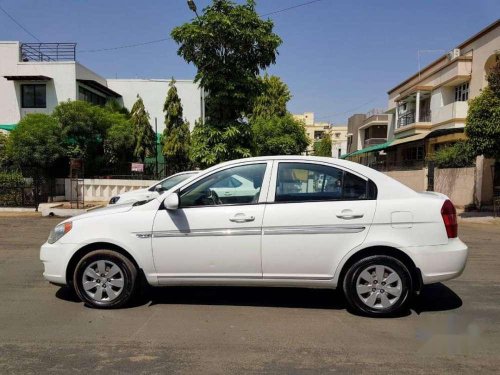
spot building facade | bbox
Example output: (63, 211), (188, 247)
(293, 112), (347, 157)
(0, 41), (204, 133)
(330, 125), (348, 158)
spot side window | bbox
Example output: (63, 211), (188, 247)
(180, 164), (266, 207)
(275, 163), (375, 202)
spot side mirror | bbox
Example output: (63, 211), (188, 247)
(154, 184), (163, 192)
(164, 193), (179, 210)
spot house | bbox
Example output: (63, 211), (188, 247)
(0, 41), (204, 133)
(346, 109), (391, 163)
(342, 19), (500, 205)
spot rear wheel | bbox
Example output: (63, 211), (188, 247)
(73, 250), (137, 309)
(343, 255), (412, 317)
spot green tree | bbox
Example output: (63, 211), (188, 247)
(130, 95), (156, 163)
(104, 113), (135, 169)
(252, 74), (291, 119)
(314, 134), (332, 157)
(190, 119), (252, 168)
(171, 0), (282, 166)
(251, 114), (309, 156)
(465, 58), (500, 159)
(6, 114), (65, 181)
(250, 75), (308, 156)
(53, 100), (111, 175)
(0, 132), (9, 169)
(162, 79), (191, 174)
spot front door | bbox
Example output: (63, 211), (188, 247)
(261, 161), (376, 279)
(152, 162), (270, 282)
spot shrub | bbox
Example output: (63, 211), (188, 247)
(430, 141), (475, 168)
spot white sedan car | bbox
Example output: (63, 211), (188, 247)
(41, 156), (468, 316)
(108, 171), (198, 205)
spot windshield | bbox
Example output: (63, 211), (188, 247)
(149, 173), (197, 192)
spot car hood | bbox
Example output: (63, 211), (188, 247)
(117, 188), (150, 197)
(67, 203), (135, 222)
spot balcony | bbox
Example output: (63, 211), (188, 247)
(20, 43), (76, 62)
(431, 101), (468, 126)
(364, 138), (387, 147)
(397, 109), (431, 128)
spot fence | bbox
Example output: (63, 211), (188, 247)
(0, 185), (40, 207)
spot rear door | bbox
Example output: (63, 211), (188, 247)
(261, 161), (377, 279)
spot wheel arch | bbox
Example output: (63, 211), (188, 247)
(66, 242), (140, 286)
(335, 245), (423, 293)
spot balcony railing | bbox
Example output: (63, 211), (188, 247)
(20, 43), (76, 62)
(364, 138), (387, 147)
(397, 109), (431, 128)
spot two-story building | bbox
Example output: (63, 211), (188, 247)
(342, 20), (499, 204)
(0, 41), (204, 133)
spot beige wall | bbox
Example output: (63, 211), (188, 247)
(65, 178), (156, 201)
(435, 167), (475, 208)
(384, 169), (427, 192)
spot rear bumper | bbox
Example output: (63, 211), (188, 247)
(408, 238), (468, 284)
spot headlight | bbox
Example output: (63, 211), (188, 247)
(109, 196), (120, 204)
(48, 222), (72, 244)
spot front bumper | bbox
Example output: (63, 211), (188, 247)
(40, 241), (77, 285)
(408, 238), (468, 284)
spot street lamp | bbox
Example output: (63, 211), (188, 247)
(187, 0), (199, 18)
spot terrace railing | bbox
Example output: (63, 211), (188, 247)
(20, 43), (76, 62)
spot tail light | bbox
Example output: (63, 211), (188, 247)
(441, 199), (457, 238)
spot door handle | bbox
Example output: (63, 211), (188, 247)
(230, 214), (255, 223)
(336, 214), (364, 220)
(336, 209), (364, 220)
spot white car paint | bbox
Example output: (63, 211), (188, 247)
(108, 171), (198, 205)
(41, 156), (467, 295)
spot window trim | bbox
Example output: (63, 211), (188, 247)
(21, 83), (46, 108)
(177, 162), (270, 209)
(270, 161), (376, 204)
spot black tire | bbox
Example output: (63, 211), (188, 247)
(342, 255), (413, 317)
(73, 250), (137, 309)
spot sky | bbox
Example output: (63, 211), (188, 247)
(1, 0), (499, 124)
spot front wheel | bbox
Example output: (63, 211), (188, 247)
(342, 255), (412, 317)
(73, 250), (138, 309)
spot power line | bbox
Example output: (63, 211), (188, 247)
(0, 4), (41, 42)
(262, 0), (329, 17)
(78, 0), (331, 54)
(79, 37), (171, 53)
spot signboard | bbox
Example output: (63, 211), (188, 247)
(131, 163), (144, 172)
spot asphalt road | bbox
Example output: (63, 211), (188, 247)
(0, 215), (499, 374)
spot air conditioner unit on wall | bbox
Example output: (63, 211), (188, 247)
(447, 48), (460, 60)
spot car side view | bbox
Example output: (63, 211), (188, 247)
(40, 156), (468, 317)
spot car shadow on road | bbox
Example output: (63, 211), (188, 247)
(55, 282), (462, 316)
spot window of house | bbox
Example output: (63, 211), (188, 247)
(78, 86), (106, 106)
(21, 84), (46, 108)
(454, 82), (469, 102)
(180, 163), (266, 207)
(314, 131), (324, 140)
(275, 162), (376, 203)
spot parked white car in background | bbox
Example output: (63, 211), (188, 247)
(108, 171), (198, 205)
(41, 156), (468, 316)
